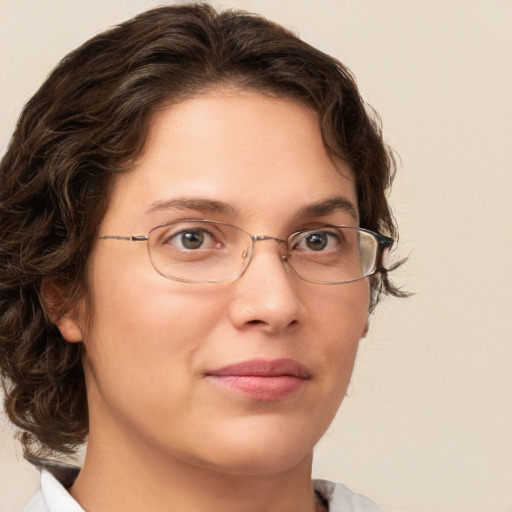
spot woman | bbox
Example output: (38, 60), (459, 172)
(0, 4), (403, 511)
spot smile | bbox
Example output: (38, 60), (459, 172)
(205, 358), (311, 401)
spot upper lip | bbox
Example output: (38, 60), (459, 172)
(206, 358), (311, 379)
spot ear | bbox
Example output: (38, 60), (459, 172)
(41, 278), (84, 343)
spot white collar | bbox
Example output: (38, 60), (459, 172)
(24, 469), (83, 512)
(24, 466), (384, 512)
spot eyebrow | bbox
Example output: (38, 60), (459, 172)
(146, 197), (237, 216)
(296, 196), (359, 221)
(145, 195), (358, 221)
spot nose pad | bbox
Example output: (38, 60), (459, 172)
(276, 240), (295, 278)
(276, 240), (289, 262)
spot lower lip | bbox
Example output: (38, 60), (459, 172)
(207, 375), (307, 401)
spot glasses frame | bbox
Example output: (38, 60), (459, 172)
(99, 219), (393, 285)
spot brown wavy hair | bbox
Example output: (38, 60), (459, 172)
(0, 3), (404, 462)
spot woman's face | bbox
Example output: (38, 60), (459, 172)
(64, 90), (370, 475)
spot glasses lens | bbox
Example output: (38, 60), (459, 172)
(288, 227), (378, 284)
(147, 220), (252, 283)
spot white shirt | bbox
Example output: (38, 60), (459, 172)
(23, 469), (387, 512)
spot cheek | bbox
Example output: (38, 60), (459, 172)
(87, 242), (223, 338)
(308, 282), (369, 392)
(81, 248), (227, 408)
(310, 280), (369, 348)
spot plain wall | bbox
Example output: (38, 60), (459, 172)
(1, 1), (511, 511)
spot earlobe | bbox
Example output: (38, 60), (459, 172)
(54, 314), (84, 343)
(41, 278), (84, 343)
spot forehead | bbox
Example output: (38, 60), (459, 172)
(104, 91), (357, 230)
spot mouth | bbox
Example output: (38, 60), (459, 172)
(205, 358), (311, 401)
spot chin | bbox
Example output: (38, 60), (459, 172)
(181, 420), (320, 476)
(194, 446), (313, 477)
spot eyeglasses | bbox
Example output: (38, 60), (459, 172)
(99, 219), (392, 284)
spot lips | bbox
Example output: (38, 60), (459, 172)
(206, 359), (311, 401)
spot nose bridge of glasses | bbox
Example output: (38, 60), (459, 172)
(251, 234), (289, 259)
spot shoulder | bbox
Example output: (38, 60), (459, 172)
(313, 479), (389, 512)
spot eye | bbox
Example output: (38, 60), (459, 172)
(164, 227), (218, 251)
(304, 232), (328, 251)
(177, 230), (206, 249)
(292, 230), (341, 252)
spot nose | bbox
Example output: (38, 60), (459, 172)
(228, 239), (307, 334)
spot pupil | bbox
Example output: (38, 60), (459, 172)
(182, 231), (204, 249)
(306, 233), (327, 250)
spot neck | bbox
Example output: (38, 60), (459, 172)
(70, 427), (320, 512)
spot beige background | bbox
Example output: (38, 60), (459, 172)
(1, 1), (511, 511)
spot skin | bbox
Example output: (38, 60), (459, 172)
(56, 90), (370, 512)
